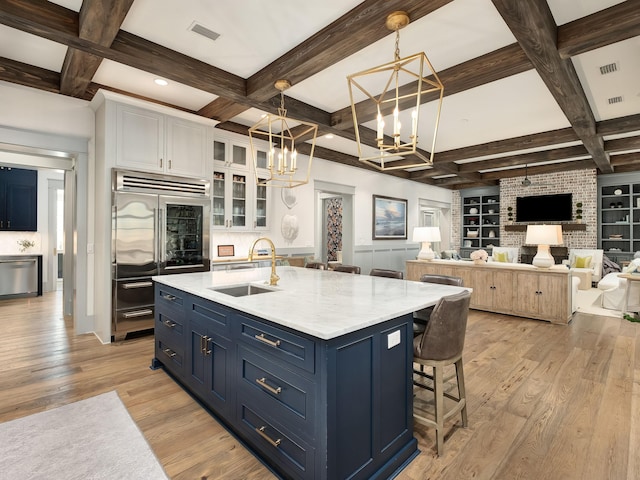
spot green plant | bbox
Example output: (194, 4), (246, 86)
(624, 313), (640, 323)
(507, 206), (513, 221)
(575, 202), (583, 220)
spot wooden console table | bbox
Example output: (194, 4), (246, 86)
(407, 260), (573, 324)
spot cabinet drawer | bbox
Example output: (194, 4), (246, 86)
(190, 296), (232, 338)
(238, 403), (315, 480)
(114, 278), (154, 310)
(238, 345), (315, 438)
(238, 315), (315, 374)
(156, 337), (184, 376)
(155, 284), (186, 318)
(155, 309), (185, 341)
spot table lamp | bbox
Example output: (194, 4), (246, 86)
(525, 224), (563, 268)
(413, 226), (441, 261)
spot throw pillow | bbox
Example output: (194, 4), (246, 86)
(574, 255), (592, 268)
(494, 251), (509, 263)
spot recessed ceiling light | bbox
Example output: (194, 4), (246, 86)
(154, 78), (168, 86)
(325, 134), (334, 139)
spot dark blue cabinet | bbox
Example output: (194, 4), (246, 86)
(186, 299), (233, 420)
(153, 284), (418, 479)
(0, 167), (37, 231)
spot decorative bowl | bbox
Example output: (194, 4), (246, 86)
(467, 230), (479, 238)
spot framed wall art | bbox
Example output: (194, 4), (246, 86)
(372, 195), (407, 240)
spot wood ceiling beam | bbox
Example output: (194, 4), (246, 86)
(557, 1), (640, 59)
(456, 145), (591, 173)
(491, 0), (612, 173)
(59, 0), (134, 97)
(598, 113), (640, 137)
(0, 56), (61, 93)
(611, 152), (640, 173)
(409, 127), (579, 181)
(482, 159), (595, 180)
(605, 135), (640, 152)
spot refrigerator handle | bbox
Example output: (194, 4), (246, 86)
(157, 208), (164, 265)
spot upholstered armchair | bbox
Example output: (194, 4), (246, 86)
(567, 248), (604, 283)
(489, 246), (519, 263)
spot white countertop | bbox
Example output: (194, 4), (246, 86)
(153, 266), (468, 340)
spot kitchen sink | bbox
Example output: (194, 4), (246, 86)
(210, 283), (278, 297)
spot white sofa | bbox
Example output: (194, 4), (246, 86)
(488, 247), (519, 263)
(598, 272), (640, 311)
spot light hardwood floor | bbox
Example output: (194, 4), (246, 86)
(1, 291), (639, 479)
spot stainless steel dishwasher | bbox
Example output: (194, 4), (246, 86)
(0, 256), (40, 297)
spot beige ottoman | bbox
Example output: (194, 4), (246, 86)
(572, 269), (592, 290)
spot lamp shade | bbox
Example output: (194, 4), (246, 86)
(412, 226), (441, 243)
(525, 225), (563, 268)
(525, 225), (563, 245)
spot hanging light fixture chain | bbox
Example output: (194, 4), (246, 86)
(394, 28), (401, 61)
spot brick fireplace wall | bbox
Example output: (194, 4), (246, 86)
(452, 168), (598, 252)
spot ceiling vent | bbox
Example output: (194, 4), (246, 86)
(608, 96), (623, 105)
(599, 62), (618, 75)
(189, 22), (220, 42)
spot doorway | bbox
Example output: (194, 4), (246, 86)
(314, 181), (354, 265)
(48, 179), (65, 291)
(419, 199), (452, 253)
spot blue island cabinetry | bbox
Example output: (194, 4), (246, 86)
(152, 282), (417, 480)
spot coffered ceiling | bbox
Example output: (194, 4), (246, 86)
(0, 0), (639, 189)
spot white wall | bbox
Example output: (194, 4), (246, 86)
(211, 130), (453, 261)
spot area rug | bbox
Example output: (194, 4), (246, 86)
(0, 391), (169, 480)
(574, 287), (621, 319)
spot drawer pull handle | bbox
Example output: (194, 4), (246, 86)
(163, 348), (176, 358)
(256, 426), (281, 448)
(162, 294), (177, 301)
(123, 281), (153, 289)
(255, 333), (281, 348)
(256, 377), (282, 395)
(123, 309), (153, 318)
(163, 319), (177, 328)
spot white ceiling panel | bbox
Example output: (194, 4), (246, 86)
(0, 25), (67, 72)
(572, 36), (640, 121)
(548, 0), (625, 25)
(119, 0), (363, 78)
(93, 60), (217, 111)
(425, 70), (571, 152)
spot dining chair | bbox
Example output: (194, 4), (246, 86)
(413, 289), (471, 456)
(305, 261), (326, 270)
(369, 268), (403, 279)
(333, 265), (361, 274)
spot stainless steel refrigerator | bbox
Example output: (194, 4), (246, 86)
(111, 169), (210, 341)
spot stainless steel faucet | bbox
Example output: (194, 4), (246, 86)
(248, 237), (279, 286)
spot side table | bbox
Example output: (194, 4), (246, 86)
(617, 273), (640, 315)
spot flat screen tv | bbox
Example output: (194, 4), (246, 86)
(516, 193), (572, 222)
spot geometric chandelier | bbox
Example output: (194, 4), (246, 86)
(248, 79), (318, 188)
(347, 11), (444, 171)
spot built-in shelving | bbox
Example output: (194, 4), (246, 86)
(461, 187), (500, 258)
(598, 174), (640, 264)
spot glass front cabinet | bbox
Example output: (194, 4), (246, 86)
(212, 133), (270, 231)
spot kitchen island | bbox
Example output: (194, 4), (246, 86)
(152, 266), (467, 479)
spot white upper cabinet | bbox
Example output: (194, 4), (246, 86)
(116, 103), (210, 178)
